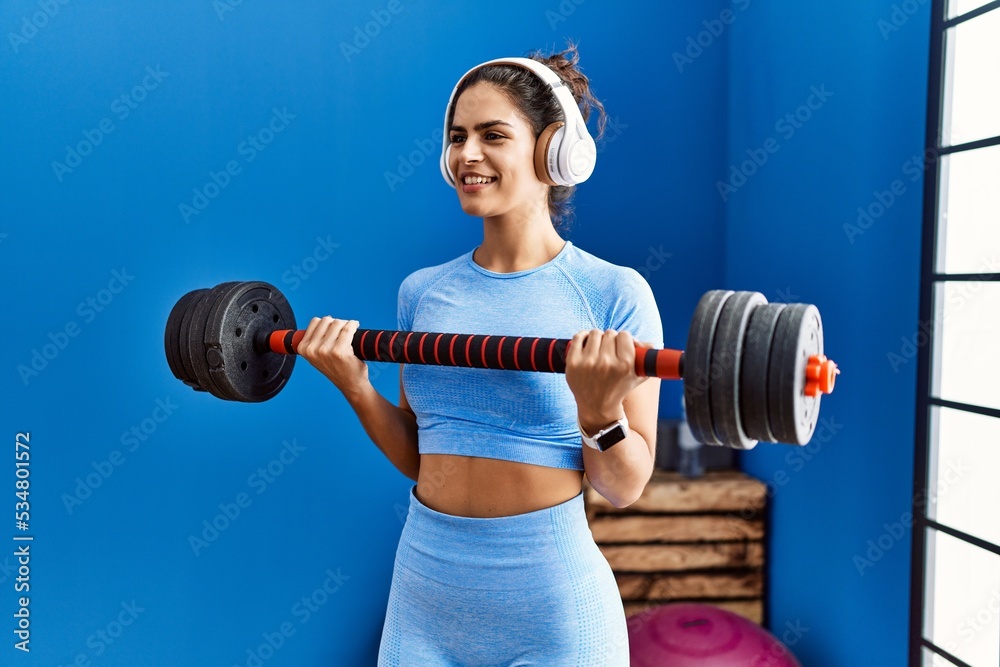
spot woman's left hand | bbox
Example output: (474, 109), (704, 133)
(565, 328), (653, 429)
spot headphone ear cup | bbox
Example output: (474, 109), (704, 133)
(440, 143), (455, 187)
(555, 121), (596, 185)
(568, 133), (597, 183)
(534, 122), (565, 186)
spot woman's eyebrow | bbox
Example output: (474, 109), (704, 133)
(450, 120), (515, 132)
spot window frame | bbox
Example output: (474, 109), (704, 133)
(910, 1), (1000, 665)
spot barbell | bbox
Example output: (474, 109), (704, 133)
(163, 281), (838, 448)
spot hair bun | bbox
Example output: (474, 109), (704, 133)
(529, 40), (607, 139)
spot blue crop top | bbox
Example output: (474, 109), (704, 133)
(397, 240), (664, 471)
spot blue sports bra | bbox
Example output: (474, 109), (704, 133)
(398, 240), (663, 471)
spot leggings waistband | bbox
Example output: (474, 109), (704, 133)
(405, 485), (591, 535)
(399, 485), (598, 589)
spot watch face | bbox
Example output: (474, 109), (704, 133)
(596, 424), (627, 451)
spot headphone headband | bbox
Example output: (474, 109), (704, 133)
(439, 56), (597, 188)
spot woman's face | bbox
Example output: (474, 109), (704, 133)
(448, 82), (547, 220)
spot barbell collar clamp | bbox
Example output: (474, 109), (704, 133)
(805, 354), (839, 397)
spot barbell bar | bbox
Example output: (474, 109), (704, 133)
(163, 281), (839, 448)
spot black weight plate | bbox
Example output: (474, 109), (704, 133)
(184, 284), (223, 398)
(739, 303), (786, 442)
(767, 304), (824, 445)
(683, 290), (733, 446)
(177, 288), (210, 391)
(709, 291), (767, 450)
(175, 290), (203, 387)
(164, 289), (202, 386)
(187, 282), (240, 400)
(200, 282), (248, 401)
(205, 281), (296, 403)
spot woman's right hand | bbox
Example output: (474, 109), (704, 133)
(295, 316), (369, 396)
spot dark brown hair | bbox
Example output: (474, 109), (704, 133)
(448, 41), (608, 232)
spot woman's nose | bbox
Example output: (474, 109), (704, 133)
(459, 137), (483, 161)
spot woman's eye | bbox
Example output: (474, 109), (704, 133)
(449, 133), (503, 143)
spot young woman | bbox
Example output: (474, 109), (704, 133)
(297, 43), (663, 666)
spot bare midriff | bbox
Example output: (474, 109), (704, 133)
(415, 453), (584, 518)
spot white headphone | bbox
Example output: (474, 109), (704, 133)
(439, 56), (598, 189)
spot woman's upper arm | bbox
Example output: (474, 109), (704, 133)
(399, 365), (415, 417)
(623, 376), (661, 462)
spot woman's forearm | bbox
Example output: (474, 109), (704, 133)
(580, 407), (654, 508)
(344, 382), (421, 481)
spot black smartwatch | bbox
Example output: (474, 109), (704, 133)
(578, 414), (630, 452)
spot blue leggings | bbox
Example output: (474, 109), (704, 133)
(377, 486), (629, 666)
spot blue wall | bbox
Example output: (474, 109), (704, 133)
(729, 2), (929, 665)
(2, 1), (730, 664)
(4, 0), (930, 664)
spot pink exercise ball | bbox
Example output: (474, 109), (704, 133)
(628, 603), (802, 666)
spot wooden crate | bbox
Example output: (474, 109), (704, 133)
(585, 469), (767, 624)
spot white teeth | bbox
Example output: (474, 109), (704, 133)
(463, 176), (496, 185)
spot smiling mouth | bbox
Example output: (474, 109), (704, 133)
(460, 176), (497, 193)
(462, 176), (497, 185)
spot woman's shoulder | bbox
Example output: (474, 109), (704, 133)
(566, 243), (662, 345)
(561, 241), (651, 293)
(399, 248), (470, 295)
